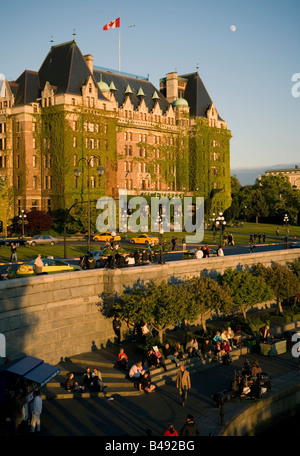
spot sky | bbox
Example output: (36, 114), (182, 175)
(1, 0), (299, 180)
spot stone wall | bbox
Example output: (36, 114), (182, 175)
(0, 249), (299, 365)
(220, 371), (300, 436)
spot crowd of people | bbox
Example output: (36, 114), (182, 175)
(194, 245), (224, 258)
(66, 366), (106, 393)
(109, 325), (241, 401)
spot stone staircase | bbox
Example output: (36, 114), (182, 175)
(40, 346), (249, 400)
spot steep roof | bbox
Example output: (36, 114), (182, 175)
(13, 70), (40, 106)
(38, 41), (107, 99)
(93, 69), (170, 113)
(180, 72), (224, 121)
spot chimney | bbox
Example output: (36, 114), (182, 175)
(165, 72), (178, 104)
(84, 54), (93, 73)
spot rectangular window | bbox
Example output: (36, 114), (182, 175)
(73, 136), (77, 148)
(33, 155), (37, 168)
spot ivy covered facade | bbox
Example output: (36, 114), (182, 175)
(0, 40), (231, 231)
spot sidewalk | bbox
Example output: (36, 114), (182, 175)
(39, 327), (299, 436)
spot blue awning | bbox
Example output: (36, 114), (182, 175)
(4, 356), (60, 387)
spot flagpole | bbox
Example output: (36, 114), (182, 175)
(119, 26), (120, 74)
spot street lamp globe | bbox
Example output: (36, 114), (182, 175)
(97, 166), (105, 177)
(74, 168), (82, 178)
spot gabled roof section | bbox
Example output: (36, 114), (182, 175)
(38, 41), (107, 100)
(13, 70), (40, 106)
(93, 69), (170, 113)
(180, 72), (224, 121)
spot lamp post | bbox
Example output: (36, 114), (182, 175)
(159, 227), (165, 264)
(216, 212), (226, 246)
(209, 213), (216, 243)
(110, 230), (117, 269)
(283, 213), (289, 249)
(74, 156), (105, 252)
(19, 210), (27, 237)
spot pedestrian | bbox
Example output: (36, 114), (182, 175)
(171, 236), (176, 251)
(180, 415), (200, 436)
(249, 242), (256, 253)
(276, 227), (279, 237)
(162, 424), (179, 436)
(86, 253), (96, 269)
(262, 233), (266, 243)
(217, 245), (224, 256)
(194, 246), (203, 259)
(113, 315), (122, 344)
(176, 364), (191, 407)
(182, 238), (186, 251)
(10, 243), (17, 261)
(34, 254), (44, 274)
(30, 390), (43, 433)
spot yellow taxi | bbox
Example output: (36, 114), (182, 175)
(93, 232), (121, 242)
(17, 258), (82, 277)
(130, 234), (159, 245)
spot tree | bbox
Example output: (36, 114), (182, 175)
(244, 188), (269, 223)
(252, 263), (299, 314)
(231, 175), (242, 194)
(26, 211), (54, 235)
(217, 268), (272, 320)
(113, 281), (187, 344)
(256, 174), (300, 220)
(184, 277), (234, 331)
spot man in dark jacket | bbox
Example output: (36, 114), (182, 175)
(180, 415), (200, 436)
(86, 253), (96, 269)
(113, 316), (122, 344)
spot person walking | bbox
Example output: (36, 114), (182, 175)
(176, 364), (191, 406)
(10, 243), (17, 261)
(30, 390), (43, 433)
(180, 415), (200, 436)
(34, 254), (44, 274)
(113, 316), (122, 344)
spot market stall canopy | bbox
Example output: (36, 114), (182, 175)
(2, 356), (60, 387)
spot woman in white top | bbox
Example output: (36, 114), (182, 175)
(217, 246), (224, 256)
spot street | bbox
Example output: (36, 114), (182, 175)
(0, 240), (295, 277)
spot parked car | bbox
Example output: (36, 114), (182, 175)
(130, 234), (159, 245)
(93, 232), (121, 242)
(17, 258), (82, 277)
(0, 236), (27, 246)
(183, 248), (217, 259)
(26, 235), (59, 246)
(290, 242), (300, 249)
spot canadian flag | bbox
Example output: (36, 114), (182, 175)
(103, 17), (120, 30)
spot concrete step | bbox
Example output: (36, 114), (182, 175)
(41, 346), (249, 400)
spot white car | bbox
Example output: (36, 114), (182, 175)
(26, 235), (59, 246)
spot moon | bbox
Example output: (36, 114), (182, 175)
(230, 25), (236, 32)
